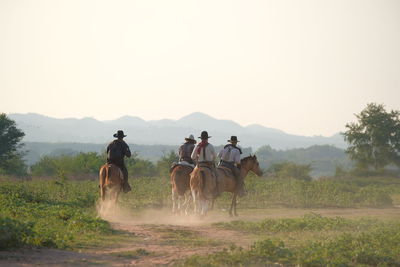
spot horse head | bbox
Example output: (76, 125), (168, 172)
(241, 154), (263, 177)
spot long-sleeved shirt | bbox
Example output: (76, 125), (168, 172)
(191, 143), (217, 162)
(218, 144), (241, 165)
(178, 143), (195, 164)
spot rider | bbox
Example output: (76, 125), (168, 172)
(106, 130), (132, 193)
(218, 136), (245, 197)
(191, 131), (217, 167)
(178, 134), (196, 166)
(170, 134), (197, 172)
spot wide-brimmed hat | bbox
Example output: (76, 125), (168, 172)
(185, 134), (196, 143)
(198, 131), (211, 139)
(227, 136), (239, 143)
(113, 130), (126, 138)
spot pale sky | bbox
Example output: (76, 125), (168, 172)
(1, 0), (399, 136)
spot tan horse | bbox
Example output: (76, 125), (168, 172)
(215, 155), (263, 216)
(190, 163), (218, 216)
(170, 165), (193, 214)
(99, 164), (123, 207)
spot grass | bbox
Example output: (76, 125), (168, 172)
(110, 248), (153, 259)
(2, 174), (400, 266)
(178, 214), (400, 266)
(214, 212), (383, 233)
(0, 178), (137, 250)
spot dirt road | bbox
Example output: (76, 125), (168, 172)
(1, 207), (399, 267)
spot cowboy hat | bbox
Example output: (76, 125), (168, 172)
(227, 136), (239, 143)
(113, 130), (126, 138)
(185, 134), (196, 143)
(198, 131), (211, 139)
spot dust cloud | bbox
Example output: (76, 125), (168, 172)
(97, 200), (236, 226)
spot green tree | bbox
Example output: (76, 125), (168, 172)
(343, 103), (400, 171)
(157, 150), (179, 177)
(267, 161), (312, 181)
(0, 113), (27, 175)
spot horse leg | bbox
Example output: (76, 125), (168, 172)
(233, 194), (238, 217)
(229, 193), (236, 217)
(101, 185), (106, 202)
(172, 189), (177, 214)
(191, 190), (198, 214)
(210, 198), (215, 210)
(184, 191), (192, 215)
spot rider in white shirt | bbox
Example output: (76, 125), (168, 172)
(191, 131), (217, 164)
(218, 136), (245, 196)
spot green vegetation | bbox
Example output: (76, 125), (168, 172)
(267, 161), (312, 181)
(29, 150), (179, 179)
(121, 175), (397, 210)
(110, 248), (153, 259)
(214, 213), (383, 233)
(255, 144), (352, 177)
(344, 103), (400, 172)
(0, 113), (27, 176)
(226, 175), (394, 209)
(0, 179), (126, 250)
(180, 214), (400, 266)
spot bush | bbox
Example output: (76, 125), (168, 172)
(182, 216), (400, 266)
(267, 161), (312, 181)
(0, 180), (112, 249)
(0, 217), (33, 250)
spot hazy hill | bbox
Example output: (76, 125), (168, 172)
(9, 112), (346, 149)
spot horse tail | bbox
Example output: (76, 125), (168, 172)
(198, 169), (207, 200)
(99, 164), (107, 200)
(173, 169), (186, 196)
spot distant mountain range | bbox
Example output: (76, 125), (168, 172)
(9, 112), (346, 149)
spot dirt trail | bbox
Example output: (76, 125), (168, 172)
(1, 207), (399, 267)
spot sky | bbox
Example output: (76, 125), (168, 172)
(1, 0), (399, 137)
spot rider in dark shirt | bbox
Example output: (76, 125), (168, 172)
(106, 130), (132, 192)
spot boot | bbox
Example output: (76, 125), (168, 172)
(123, 179), (131, 193)
(236, 179), (246, 197)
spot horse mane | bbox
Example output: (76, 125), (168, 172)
(241, 155), (256, 163)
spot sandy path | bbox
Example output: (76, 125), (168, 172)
(1, 207), (399, 267)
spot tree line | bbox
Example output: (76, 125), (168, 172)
(1, 102), (400, 178)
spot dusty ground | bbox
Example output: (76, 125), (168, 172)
(1, 207), (399, 267)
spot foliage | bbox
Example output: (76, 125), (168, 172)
(255, 144), (351, 177)
(30, 152), (104, 179)
(0, 217), (34, 249)
(126, 156), (157, 177)
(214, 213), (380, 233)
(156, 150), (179, 177)
(0, 180), (113, 250)
(344, 103), (400, 172)
(0, 113), (27, 176)
(180, 215), (400, 266)
(267, 161), (312, 181)
(239, 176), (393, 209)
(30, 152), (159, 179)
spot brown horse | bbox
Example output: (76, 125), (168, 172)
(170, 164), (193, 214)
(215, 155), (263, 216)
(190, 163), (218, 216)
(99, 164), (123, 207)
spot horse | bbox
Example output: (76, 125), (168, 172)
(170, 164), (193, 214)
(190, 163), (218, 216)
(215, 155), (263, 216)
(99, 163), (123, 213)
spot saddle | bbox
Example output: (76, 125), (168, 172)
(217, 166), (234, 179)
(170, 162), (194, 173)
